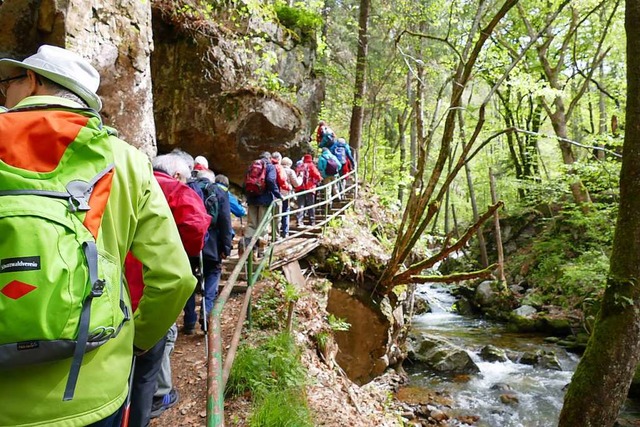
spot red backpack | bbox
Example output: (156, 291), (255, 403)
(275, 164), (291, 192)
(244, 159), (267, 196)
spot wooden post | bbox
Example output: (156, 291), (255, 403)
(489, 168), (506, 285)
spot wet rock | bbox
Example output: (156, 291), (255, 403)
(430, 408), (449, 422)
(490, 383), (513, 392)
(519, 350), (540, 365)
(518, 350), (562, 370)
(453, 297), (475, 316)
(500, 393), (519, 405)
(475, 281), (498, 307)
(457, 415), (481, 425)
(407, 334), (480, 375)
(538, 352), (563, 371)
(514, 305), (537, 317)
(509, 305), (542, 332)
(540, 316), (573, 335)
(413, 297), (431, 315)
(480, 345), (508, 363)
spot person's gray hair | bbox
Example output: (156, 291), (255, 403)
(40, 76), (88, 108)
(271, 152), (282, 162)
(215, 174), (229, 186)
(281, 157), (293, 167)
(171, 148), (195, 171)
(197, 169), (216, 182)
(260, 151), (271, 160)
(152, 153), (191, 180)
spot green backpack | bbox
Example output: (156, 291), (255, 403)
(0, 107), (130, 400)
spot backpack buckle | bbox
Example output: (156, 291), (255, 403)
(67, 181), (93, 212)
(91, 279), (105, 297)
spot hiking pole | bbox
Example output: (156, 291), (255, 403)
(120, 355), (136, 427)
(200, 251), (208, 357)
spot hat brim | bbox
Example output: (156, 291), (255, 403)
(0, 58), (102, 111)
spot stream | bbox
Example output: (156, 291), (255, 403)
(405, 283), (639, 427)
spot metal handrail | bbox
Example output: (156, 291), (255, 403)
(207, 167), (358, 427)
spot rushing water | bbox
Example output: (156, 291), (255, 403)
(406, 283), (579, 427)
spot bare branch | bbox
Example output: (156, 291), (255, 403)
(411, 265), (497, 284)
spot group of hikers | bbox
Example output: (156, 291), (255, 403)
(0, 44), (355, 427)
(242, 120), (356, 253)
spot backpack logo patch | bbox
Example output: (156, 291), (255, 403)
(1, 280), (37, 300)
(1, 256), (41, 273)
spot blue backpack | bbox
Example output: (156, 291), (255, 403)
(332, 143), (347, 165)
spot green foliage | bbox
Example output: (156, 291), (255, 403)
(249, 388), (314, 427)
(327, 314), (351, 331)
(252, 286), (285, 330)
(510, 203), (617, 307)
(227, 332), (307, 397)
(274, 2), (322, 43)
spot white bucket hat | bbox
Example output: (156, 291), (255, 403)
(0, 45), (102, 111)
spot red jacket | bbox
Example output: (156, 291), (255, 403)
(125, 170), (211, 311)
(296, 154), (323, 191)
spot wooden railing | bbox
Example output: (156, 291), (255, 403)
(206, 168), (358, 426)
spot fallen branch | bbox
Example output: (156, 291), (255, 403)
(411, 264), (497, 284)
(390, 201), (503, 287)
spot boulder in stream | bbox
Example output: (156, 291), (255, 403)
(480, 345), (508, 363)
(407, 334), (480, 375)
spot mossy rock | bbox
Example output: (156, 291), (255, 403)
(540, 316), (573, 336)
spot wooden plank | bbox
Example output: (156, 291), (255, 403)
(282, 260), (305, 287)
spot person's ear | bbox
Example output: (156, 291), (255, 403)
(25, 70), (41, 96)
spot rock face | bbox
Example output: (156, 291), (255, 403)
(150, 3), (323, 185)
(0, 0), (156, 156)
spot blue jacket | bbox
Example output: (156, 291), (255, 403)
(245, 160), (282, 206)
(229, 191), (246, 218)
(203, 184), (233, 262)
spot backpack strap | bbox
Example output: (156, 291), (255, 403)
(63, 240), (104, 401)
(0, 164), (115, 213)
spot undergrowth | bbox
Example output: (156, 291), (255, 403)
(509, 202), (617, 308)
(227, 332), (312, 426)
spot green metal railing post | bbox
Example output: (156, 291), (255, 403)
(247, 250), (254, 330)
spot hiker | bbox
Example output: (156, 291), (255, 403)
(317, 146), (342, 203)
(294, 154), (322, 227)
(194, 155), (209, 172)
(124, 153), (211, 426)
(243, 151), (282, 255)
(271, 151), (294, 238)
(330, 137), (356, 196)
(316, 120), (336, 148)
(0, 45), (196, 427)
(280, 156), (302, 237)
(183, 169), (232, 334)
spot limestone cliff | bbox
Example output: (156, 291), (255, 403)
(0, 0), (156, 156)
(151, 1), (323, 184)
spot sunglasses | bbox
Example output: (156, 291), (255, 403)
(0, 74), (27, 97)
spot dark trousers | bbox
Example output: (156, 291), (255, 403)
(184, 260), (222, 326)
(129, 335), (167, 427)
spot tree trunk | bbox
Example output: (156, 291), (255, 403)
(348, 0), (370, 154)
(558, 1), (640, 424)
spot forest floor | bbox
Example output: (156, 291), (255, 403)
(149, 280), (407, 427)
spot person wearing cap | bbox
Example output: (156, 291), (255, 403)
(194, 155), (209, 172)
(0, 45), (196, 427)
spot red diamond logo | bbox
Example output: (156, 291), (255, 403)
(1, 280), (37, 300)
